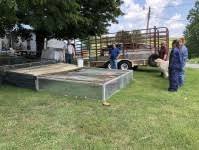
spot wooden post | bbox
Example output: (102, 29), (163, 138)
(146, 7), (151, 30)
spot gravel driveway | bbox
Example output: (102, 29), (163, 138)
(186, 63), (199, 69)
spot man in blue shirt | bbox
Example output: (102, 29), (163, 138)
(109, 44), (120, 69)
(179, 37), (188, 86)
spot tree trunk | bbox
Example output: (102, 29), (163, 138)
(36, 32), (45, 57)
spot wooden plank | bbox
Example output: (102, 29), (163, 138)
(8, 63), (80, 76)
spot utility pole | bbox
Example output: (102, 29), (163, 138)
(146, 7), (151, 30)
(145, 6), (151, 45)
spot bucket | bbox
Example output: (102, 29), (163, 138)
(77, 58), (84, 67)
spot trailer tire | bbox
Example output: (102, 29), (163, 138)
(148, 54), (159, 67)
(118, 61), (131, 70)
(104, 61), (111, 69)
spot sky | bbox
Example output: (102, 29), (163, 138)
(108, 0), (196, 37)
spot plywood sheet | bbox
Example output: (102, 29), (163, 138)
(9, 63), (79, 76)
(39, 68), (129, 83)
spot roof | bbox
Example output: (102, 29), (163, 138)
(12, 24), (33, 31)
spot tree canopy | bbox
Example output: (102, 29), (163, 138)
(185, 0), (199, 58)
(0, 0), (17, 37)
(0, 0), (123, 55)
(115, 30), (144, 44)
(1, 0), (123, 38)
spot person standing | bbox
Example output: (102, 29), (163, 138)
(159, 41), (168, 61)
(168, 40), (183, 92)
(179, 37), (188, 87)
(159, 41), (169, 76)
(109, 44), (120, 69)
(64, 40), (76, 64)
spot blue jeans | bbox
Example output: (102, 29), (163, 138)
(179, 69), (185, 86)
(65, 54), (73, 64)
(168, 69), (179, 91)
(110, 59), (117, 69)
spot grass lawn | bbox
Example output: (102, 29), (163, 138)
(0, 68), (199, 149)
(189, 58), (199, 64)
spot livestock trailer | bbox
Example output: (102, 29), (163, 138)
(74, 26), (169, 70)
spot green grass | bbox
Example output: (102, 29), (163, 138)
(0, 68), (199, 149)
(189, 57), (199, 64)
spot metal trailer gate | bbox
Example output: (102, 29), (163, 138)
(73, 26), (169, 68)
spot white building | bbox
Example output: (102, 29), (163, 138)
(12, 33), (37, 51)
(0, 24), (37, 52)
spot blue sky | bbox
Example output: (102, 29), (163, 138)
(108, 0), (196, 37)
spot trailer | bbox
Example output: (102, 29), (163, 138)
(74, 26), (169, 70)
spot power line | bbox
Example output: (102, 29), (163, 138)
(150, 3), (194, 9)
(151, 16), (187, 22)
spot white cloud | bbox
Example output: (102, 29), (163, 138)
(108, 0), (147, 32)
(123, 3), (146, 20)
(165, 14), (186, 37)
(108, 0), (187, 37)
(171, 0), (183, 6)
(109, 23), (124, 33)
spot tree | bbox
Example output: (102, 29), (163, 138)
(15, 0), (123, 56)
(185, 0), (199, 58)
(0, 0), (17, 37)
(116, 30), (132, 43)
(0, 0), (123, 56)
(131, 30), (144, 44)
(115, 30), (144, 44)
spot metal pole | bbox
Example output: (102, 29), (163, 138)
(95, 36), (97, 61)
(100, 36), (102, 51)
(166, 28), (169, 54)
(154, 26), (157, 53)
(74, 39), (76, 56)
(149, 29), (151, 49)
(157, 30), (160, 52)
(80, 40), (83, 57)
(88, 38), (91, 66)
